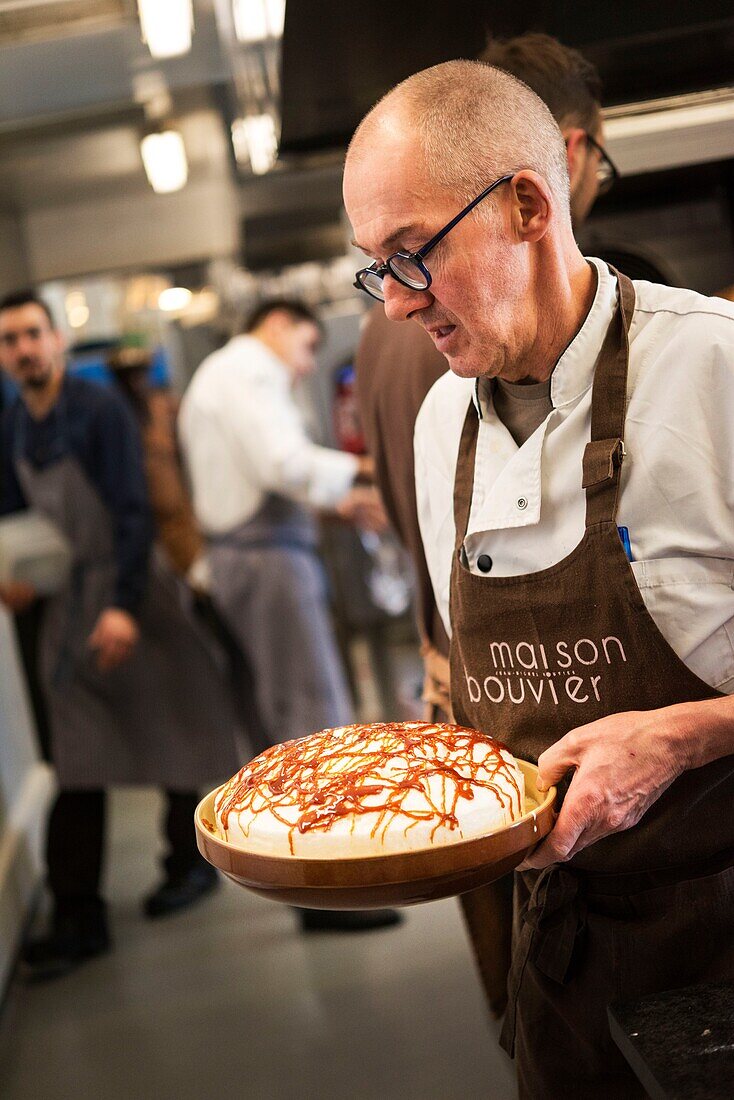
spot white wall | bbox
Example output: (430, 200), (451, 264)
(0, 211), (30, 295)
(0, 609), (54, 992)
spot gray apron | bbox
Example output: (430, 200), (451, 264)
(16, 449), (240, 790)
(207, 494), (353, 746)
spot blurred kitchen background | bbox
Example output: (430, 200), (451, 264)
(0, 2), (733, 1097)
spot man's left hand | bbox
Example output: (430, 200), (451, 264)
(519, 709), (685, 870)
(88, 608), (140, 672)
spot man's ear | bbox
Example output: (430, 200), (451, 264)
(510, 170), (553, 243)
(563, 127), (587, 193)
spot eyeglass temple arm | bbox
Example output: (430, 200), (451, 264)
(415, 174), (515, 260)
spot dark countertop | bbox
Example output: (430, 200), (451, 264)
(608, 981), (734, 1099)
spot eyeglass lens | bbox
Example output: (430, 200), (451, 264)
(387, 255), (429, 290)
(360, 269), (386, 299)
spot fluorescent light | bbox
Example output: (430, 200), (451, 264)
(231, 114), (278, 174)
(604, 88), (734, 175)
(159, 287), (193, 312)
(265, 0), (286, 37)
(138, 0), (193, 59)
(233, 0), (285, 43)
(140, 130), (188, 193)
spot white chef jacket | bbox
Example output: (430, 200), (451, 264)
(179, 335), (358, 534)
(415, 257), (734, 693)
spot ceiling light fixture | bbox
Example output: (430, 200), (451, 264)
(158, 287), (193, 312)
(233, 0), (285, 44)
(140, 130), (189, 193)
(231, 114), (278, 174)
(138, 0), (194, 59)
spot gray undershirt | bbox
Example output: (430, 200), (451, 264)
(492, 377), (553, 448)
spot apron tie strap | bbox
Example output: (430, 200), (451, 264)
(523, 866), (587, 984)
(582, 438), (625, 490)
(500, 866), (588, 1057)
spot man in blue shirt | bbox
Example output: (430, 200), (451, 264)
(0, 291), (239, 979)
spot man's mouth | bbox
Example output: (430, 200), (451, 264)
(424, 323), (457, 349)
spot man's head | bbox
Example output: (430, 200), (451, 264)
(244, 299), (323, 380)
(0, 290), (65, 391)
(480, 33), (608, 226)
(345, 60), (586, 380)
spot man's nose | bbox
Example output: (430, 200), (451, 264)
(382, 274), (432, 323)
(16, 336), (36, 358)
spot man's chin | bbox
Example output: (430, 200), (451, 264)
(446, 355), (482, 380)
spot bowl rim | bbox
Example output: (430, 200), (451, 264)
(195, 758), (555, 873)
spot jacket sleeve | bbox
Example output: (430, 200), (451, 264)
(228, 368), (358, 509)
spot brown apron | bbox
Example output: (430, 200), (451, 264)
(15, 441), (239, 790)
(449, 270), (734, 1097)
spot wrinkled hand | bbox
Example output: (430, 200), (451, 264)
(335, 486), (388, 532)
(519, 709), (685, 870)
(88, 608), (140, 672)
(0, 580), (37, 613)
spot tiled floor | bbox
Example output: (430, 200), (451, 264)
(0, 788), (518, 1100)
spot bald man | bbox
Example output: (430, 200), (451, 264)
(355, 33), (613, 723)
(344, 61), (734, 1098)
(354, 34), (616, 1022)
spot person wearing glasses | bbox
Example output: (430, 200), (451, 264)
(353, 33), (614, 1019)
(344, 60), (734, 1098)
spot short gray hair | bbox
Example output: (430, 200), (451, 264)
(352, 60), (571, 224)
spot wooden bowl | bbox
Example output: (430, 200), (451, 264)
(195, 759), (555, 909)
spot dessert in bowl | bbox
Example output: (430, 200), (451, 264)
(213, 721), (525, 858)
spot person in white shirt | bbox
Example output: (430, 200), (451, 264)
(180, 299), (383, 740)
(180, 299), (400, 933)
(343, 60), (734, 1096)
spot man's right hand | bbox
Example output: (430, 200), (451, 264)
(0, 580), (37, 613)
(355, 455), (376, 483)
(336, 486), (388, 532)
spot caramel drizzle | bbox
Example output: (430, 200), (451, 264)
(217, 723), (522, 855)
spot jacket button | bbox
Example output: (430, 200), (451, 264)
(477, 554), (493, 573)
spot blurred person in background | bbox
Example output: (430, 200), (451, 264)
(179, 298), (399, 933)
(109, 347), (268, 755)
(0, 292), (240, 981)
(354, 32), (615, 1017)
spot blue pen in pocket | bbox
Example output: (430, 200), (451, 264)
(617, 526), (634, 562)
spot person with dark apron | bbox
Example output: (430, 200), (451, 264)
(0, 292), (240, 980)
(448, 270), (734, 1095)
(344, 60), (734, 1098)
(353, 34), (616, 1019)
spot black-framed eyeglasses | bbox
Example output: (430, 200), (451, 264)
(584, 132), (619, 195)
(353, 173), (514, 303)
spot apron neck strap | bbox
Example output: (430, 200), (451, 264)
(452, 266), (636, 552)
(583, 268), (636, 528)
(453, 401), (480, 552)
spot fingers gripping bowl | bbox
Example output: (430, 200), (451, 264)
(195, 722), (556, 908)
